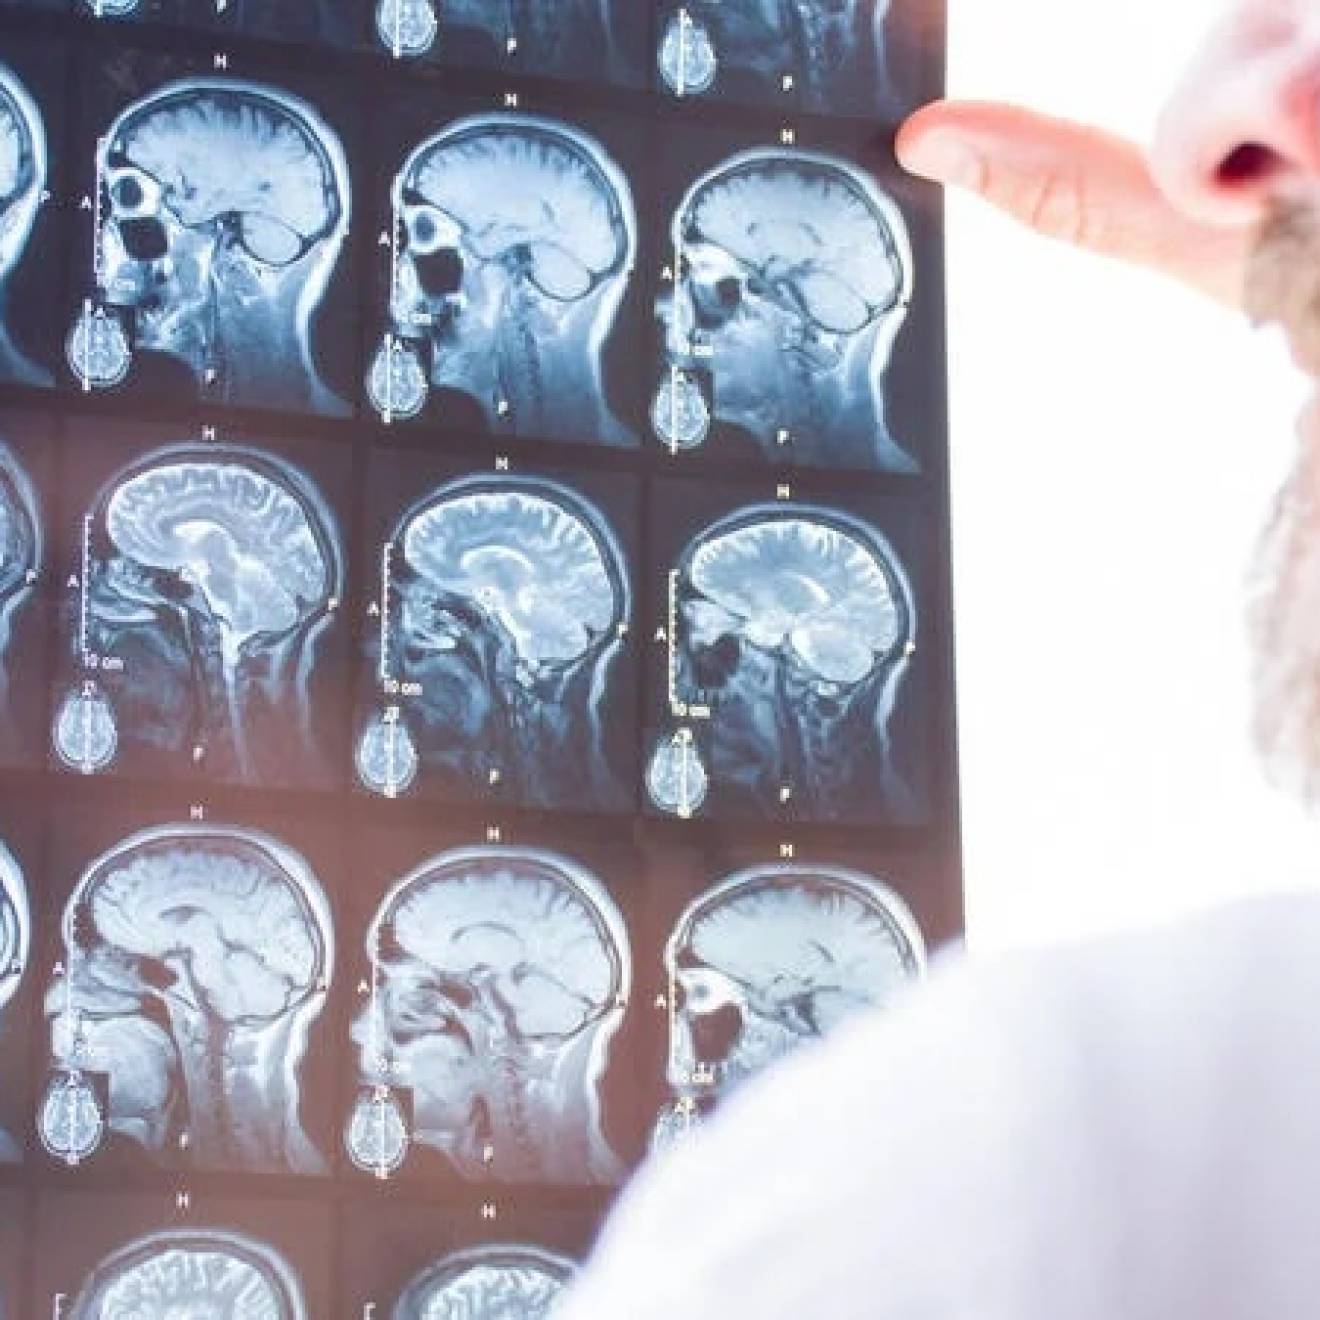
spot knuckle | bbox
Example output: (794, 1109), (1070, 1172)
(1010, 169), (1104, 250)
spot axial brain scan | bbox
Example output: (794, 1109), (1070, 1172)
(0, 62), (48, 386)
(656, 0), (894, 113)
(393, 1244), (575, 1319)
(0, 841), (29, 1162)
(346, 845), (629, 1185)
(653, 863), (924, 1148)
(69, 1230), (307, 1319)
(647, 504), (916, 821)
(356, 475), (630, 809)
(367, 114), (636, 446)
(653, 148), (914, 471)
(52, 445), (341, 786)
(67, 78), (351, 415)
(0, 443), (37, 691)
(40, 825), (333, 1174)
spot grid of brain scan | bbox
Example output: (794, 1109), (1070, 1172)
(0, 0), (954, 1314)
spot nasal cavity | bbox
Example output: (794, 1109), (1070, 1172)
(1216, 141), (1287, 188)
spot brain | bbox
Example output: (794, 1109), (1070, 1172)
(403, 484), (619, 666)
(0, 841), (25, 1006)
(682, 867), (922, 1012)
(395, 1247), (573, 1320)
(384, 848), (620, 1035)
(116, 84), (339, 240)
(688, 156), (902, 309)
(686, 513), (904, 683)
(0, 77), (33, 208)
(105, 458), (333, 640)
(78, 829), (326, 1025)
(71, 1232), (303, 1319)
(410, 121), (626, 275)
(0, 449), (35, 598)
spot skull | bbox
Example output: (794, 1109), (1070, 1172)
(0, 61), (48, 386)
(347, 845), (629, 1184)
(393, 1244), (575, 1320)
(657, 0), (894, 111)
(655, 862), (922, 1145)
(0, 840), (28, 1162)
(68, 79), (351, 415)
(646, 505), (915, 821)
(0, 442), (38, 692)
(40, 824), (333, 1173)
(70, 1230), (307, 1319)
(355, 476), (628, 808)
(653, 149), (913, 471)
(51, 445), (340, 784)
(367, 114), (636, 446)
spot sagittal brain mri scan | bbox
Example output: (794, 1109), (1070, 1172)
(52, 445), (342, 786)
(647, 504), (916, 821)
(40, 824), (333, 1174)
(653, 863), (923, 1148)
(70, 1230), (306, 1319)
(346, 845), (629, 1185)
(0, 61), (49, 387)
(356, 475), (631, 809)
(653, 148), (914, 471)
(0, 443), (38, 691)
(0, 842), (29, 1163)
(368, 114), (637, 447)
(67, 79), (352, 416)
(373, 0), (634, 81)
(657, 0), (894, 113)
(393, 1244), (575, 1319)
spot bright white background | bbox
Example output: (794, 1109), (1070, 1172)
(947, 0), (1320, 950)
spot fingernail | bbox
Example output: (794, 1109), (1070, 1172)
(899, 131), (984, 189)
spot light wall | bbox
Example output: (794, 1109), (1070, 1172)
(946, 0), (1320, 950)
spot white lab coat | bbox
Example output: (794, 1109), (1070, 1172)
(557, 894), (1320, 1318)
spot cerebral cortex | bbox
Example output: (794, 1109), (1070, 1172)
(117, 89), (337, 240)
(688, 159), (901, 310)
(408, 1260), (567, 1319)
(0, 455), (33, 598)
(73, 1234), (300, 1320)
(82, 834), (324, 1025)
(106, 460), (332, 640)
(403, 486), (618, 667)
(387, 851), (617, 1036)
(688, 515), (902, 684)
(687, 871), (919, 1005)
(0, 89), (32, 209)
(411, 125), (625, 276)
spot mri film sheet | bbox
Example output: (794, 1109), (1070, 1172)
(35, 806), (343, 1178)
(365, 91), (647, 449)
(0, 39), (68, 391)
(643, 843), (926, 1151)
(653, 0), (924, 118)
(354, 451), (639, 813)
(74, 0), (361, 50)
(50, 422), (352, 790)
(340, 826), (645, 1188)
(0, 817), (39, 1167)
(645, 477), (930, 824)
(648, 124), (932, 475)
(63, 48), (362, 419)
(31, 1191), (332, 1317)
(339, 1200), (598, 1317)
(367, 0), (648, 90)
(0, 412), (54, 771)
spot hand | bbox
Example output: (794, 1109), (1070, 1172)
(896, 101), (1255, 310)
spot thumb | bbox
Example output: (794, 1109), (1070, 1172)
(896, 100), (1253, 309)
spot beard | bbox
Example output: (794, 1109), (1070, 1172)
(1244, 200), (1320, 804)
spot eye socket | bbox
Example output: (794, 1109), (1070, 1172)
(236, 213), (308, 268)
(106, 167), (161, 220)
(526, 241), (595, 302)
(405, 203), (459, 257)
(790, 269), (878, 335)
